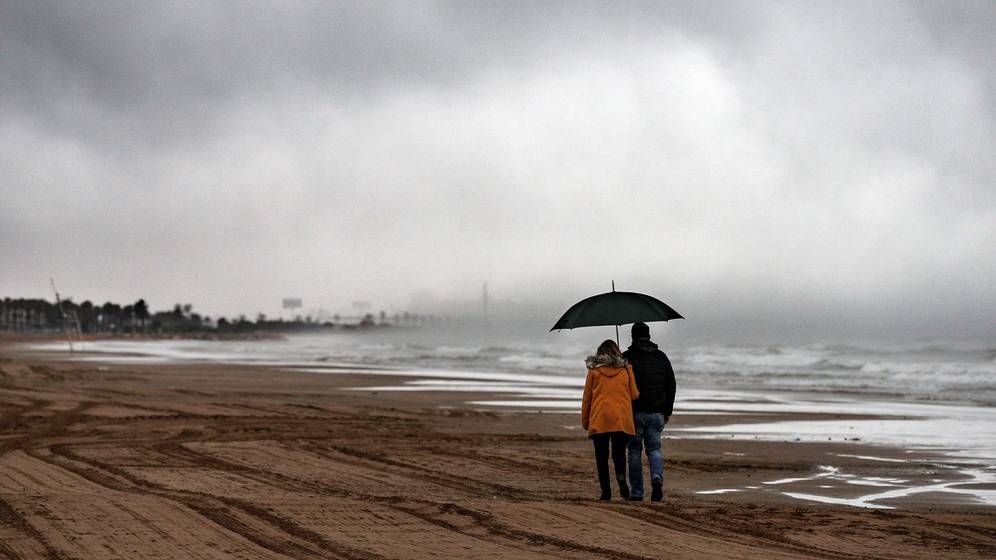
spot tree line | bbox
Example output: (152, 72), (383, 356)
(1, 297), (460, 337)
(0, 297), (331, 335)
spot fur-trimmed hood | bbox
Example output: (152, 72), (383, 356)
(585, 354), (627, 372)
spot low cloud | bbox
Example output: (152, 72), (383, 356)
(2, 1), (993, 341)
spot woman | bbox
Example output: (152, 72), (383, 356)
(581, 339), (639, 500)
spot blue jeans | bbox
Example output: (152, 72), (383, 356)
(628, 411), (665, 499)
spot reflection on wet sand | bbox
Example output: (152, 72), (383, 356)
(696, 465), (996, 508)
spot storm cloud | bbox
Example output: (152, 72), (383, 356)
(2, 1), (994, 341)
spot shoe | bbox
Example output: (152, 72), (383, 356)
(651, 479), (663, 502)
(617, 477), (630, 500)
(599, 490), (611, 501)
(627, 495), (644, 502)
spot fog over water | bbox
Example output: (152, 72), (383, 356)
(3, 1), (994, 342)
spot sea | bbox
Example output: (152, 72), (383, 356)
(32, 325), (996, 406)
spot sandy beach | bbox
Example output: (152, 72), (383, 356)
(1, 341), (995, 559)
(5, 0), (994, 557)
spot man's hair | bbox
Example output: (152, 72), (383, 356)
(631, 322), (651, 340)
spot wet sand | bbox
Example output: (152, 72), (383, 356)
(1, 344), (995, 559)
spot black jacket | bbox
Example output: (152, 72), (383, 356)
(623, 339), (676, 416)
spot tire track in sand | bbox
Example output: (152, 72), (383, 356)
(38, 443), (387, 560)
(315, 443), (535, 500)
(0, 495), (74, 560)
(0, 401), (95, 456)
(0, 402), (95, 560)
(152, 440), (646, 559)
(171, 442), (672, 559)
(394, 501), (657, 560)
(151, 433), (868, 559)
(614, 504), (866, 560)
(164, 442), (599, 559)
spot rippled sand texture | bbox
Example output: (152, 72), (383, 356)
(1, 352), (995, 559)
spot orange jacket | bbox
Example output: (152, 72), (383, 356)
(581, 364), (639, 437)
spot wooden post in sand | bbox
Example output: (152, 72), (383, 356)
(50, 278), (77, 353)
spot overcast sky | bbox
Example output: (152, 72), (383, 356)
(2, 1), (993, 341)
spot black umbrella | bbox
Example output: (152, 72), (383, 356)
(550, 282), (683, 344)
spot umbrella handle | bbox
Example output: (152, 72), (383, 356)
(613, 281), (618, 346)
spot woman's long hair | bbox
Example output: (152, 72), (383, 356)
(596, 339), (621, 357)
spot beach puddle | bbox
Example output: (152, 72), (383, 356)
(671, 395), (996, 501)
(845, 477), (906, 487)
(768, 466), (838, 482)
(697, 465), (996, 508)
(835, 453), (907, 463)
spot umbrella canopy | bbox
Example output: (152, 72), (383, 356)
(550, 290), (683, 331)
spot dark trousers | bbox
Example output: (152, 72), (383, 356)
(591, 431), (629, 493)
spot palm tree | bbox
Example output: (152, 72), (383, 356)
(134, 299), (150, 334)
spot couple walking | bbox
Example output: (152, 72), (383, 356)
(580, 322), (676, 501)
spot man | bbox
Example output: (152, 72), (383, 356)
(622, 322), (676, 502)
